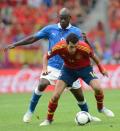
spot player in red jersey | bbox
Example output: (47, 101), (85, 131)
(40, 33), (114, 126)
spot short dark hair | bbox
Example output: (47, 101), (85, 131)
(66, 33), (79, 44)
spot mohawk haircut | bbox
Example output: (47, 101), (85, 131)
(66, 33), (79, 45)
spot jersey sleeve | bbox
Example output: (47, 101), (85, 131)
(33, 26), (50, 39)
(78, 41), (94, 56)
(47, 41), (66, 59)
(89, 47), (94, 56)
(85, 44), (94, 56)
(47, 42), (61, 59)
(85, 45), (94, 56)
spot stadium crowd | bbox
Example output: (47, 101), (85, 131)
(0, 0), (120, 68)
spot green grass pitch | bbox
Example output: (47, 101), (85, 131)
(0, 89), (120, 131)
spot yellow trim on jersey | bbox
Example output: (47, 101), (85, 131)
(52, 43), (66, 52)
(77, 45), (91, 54)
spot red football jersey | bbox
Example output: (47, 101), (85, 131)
(47, 40), (93, 69)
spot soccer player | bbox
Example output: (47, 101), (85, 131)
(4, 8), (93, 123)
(40, 33), (114, 126)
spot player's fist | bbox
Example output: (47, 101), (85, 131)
(4, 44), (15, 51)
(102, 70), (109, 77)
(42, 69), (51, 76)
(82, 32), (87, 41)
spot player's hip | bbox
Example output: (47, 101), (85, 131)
(59, 65), (98, 85)
(40, 66), (61, 85)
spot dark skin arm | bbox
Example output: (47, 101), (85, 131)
(42, 47), (59, 75)
(4, 35), (39, 51)
(42, 54), (49, 75)
(4, 32), (88, 50)
(82, 32), (93, 49)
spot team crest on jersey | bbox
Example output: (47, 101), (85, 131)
(68, 59), (75, 63)
(75, 54), (82, 59)
(61, 54), (65, 57)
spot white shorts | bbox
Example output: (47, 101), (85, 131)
(40, 66), (81, 89)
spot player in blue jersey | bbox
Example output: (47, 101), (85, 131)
(4, 8), (101, 123)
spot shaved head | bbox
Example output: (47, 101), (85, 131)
(59, 8), (71, 17)
(58, 8), (71, 29)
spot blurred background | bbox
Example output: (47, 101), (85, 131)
(0, 0), (120, 93)
(0, 0), (120, 68)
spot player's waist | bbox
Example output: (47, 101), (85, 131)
(48, 60), (63, 70)
(64, 63), (91, 69)
(48, 63), (63, 70)
(48, 55), (64, 70)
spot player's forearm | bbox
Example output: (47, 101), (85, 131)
(12, 36), (38, 47)
(96, 62), (105, 73)
(43, 54), (48, 70)
(82, 33), (93, 49)
(97, 64), (105, 73)
(91, 55), (105, 73)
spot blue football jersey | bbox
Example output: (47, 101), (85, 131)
(34, 23), (83, 70)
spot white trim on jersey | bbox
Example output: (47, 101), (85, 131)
(58, 23), (72, 29)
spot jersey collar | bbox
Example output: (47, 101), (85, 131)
(58, 23), (72, 29)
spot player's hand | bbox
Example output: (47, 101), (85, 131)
(101, 70), (109, 77)
(42, 69), (51, 75)
(4, 44), (15, 51)
(82, 32), (87, 41)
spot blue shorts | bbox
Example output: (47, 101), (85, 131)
(59, 66), (98, 87)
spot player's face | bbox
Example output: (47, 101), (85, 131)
(67, 42), (77, 54)
(59, 15), (71, 29)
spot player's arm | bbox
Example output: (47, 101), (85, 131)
(90, 53), (108, 77)
(82, 32), (94, 49)
(42, 44), (60, 75)
(4, 26), (49, 51)
(4, 35), (39, 51)
(42, 53), (49, 75)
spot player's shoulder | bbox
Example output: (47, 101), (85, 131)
(52, 40), (67, 51)
(55, 40), (67, 48)
(79, 41), (90, 47)
(44, 24), (58, 29)
(70, 25), (82, 32)
(77, 41), (91, 53)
